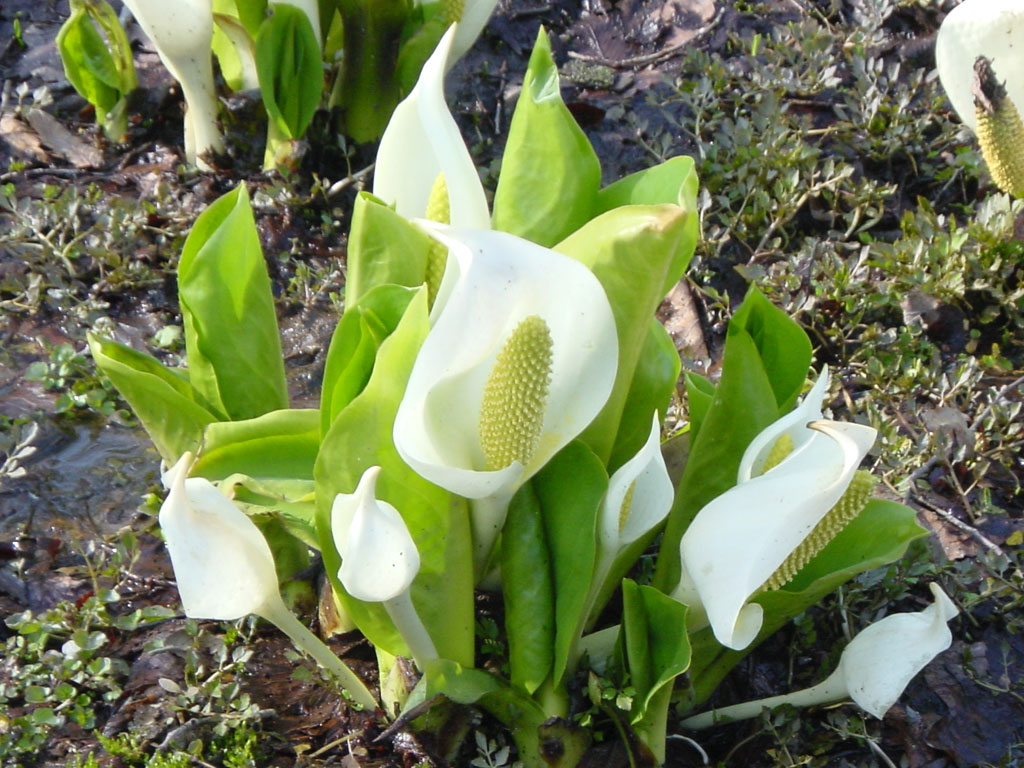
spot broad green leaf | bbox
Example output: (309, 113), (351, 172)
(344, 192), (434, 306)
(596, 156), (699, 212)
(491, 27), (601, 247)
(395, 12), (446, 93)
(315, 289), (474, 666)
(57, 5), (121, 119)
(608, 319), (681, 473)
(87, 332), (216, 463)
(533, 441), (608, 687)
(321, 284), (417, 436)
(557, 205), (694, 463)
(220, 474), (319, 549)
(653, 286), (812, 592)
(595, 155), (700, 293)
(730, 287), (812, 413)
(192, 409), (320, 481)
(502, 483), (555, 694)
(255, 4), (322, 139)
(179, 184), (288, 421)
(88, 0), (137, 93)
(686, 499), (927, 708)
(620, 580), (690, 722)
(683, 372), (714, 442)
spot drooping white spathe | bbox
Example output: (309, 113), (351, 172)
(445, 0), (500, 64)
(122, 0), (223, 169)
(581, 412), (674, 627)
(682, 583), (959, 728)
(332, 467), (420, 604)
(593, 413), (674, 587)
(159, 454), (379, 710)
(393, 223), (619, 502)
(330, 466), (437, 668)
(373, 25), (489, 230)
(935, 0), (1024, 133)
(160, 452), (280, 620)
(676, 369), (878, 651)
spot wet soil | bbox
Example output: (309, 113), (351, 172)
(1, 1), (1023, 767)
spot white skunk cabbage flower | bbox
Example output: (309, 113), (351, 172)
(332, 467), (420, 603)
(443, 0), (500, 63)
(393, 223), (618, 569)
(588, 412), (674, 619)
(331, 466), (437, 668)
(160, 453), (280, 619)
(935, 0), (1024, 133)
(159, 453), (378, 710)
(122, 0), (223, 169)
(682, 583), (959, 728)
(373, 24), (489, 230)
(676, 369), (878, 651)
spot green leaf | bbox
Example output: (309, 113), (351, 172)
(533, 441), (608, 687)
(220, 474), (319, 549)
(321, 284), (417, 436)
(344, 192), (434, 306)
(502, 483), (555, 694)
(255, 4), (322, 139)
(87, 332), (217, 463)
(57, 5), (121, 119)
(686, 499), (927, 708)
(314, 289), (474, 666)
(683, 372), (714, 441)
(608, 319), (681, 473)
(620, 580), (690, 722)
(557, 205), (695, 463)
(423, 660), (548, 768)
(596, 156), (699, 211)
(730, 286), (812, 413)
(192, 409), (320, 480)
(179, 184), (288, 421)
(491, 27), (601, 247)
(653, 286), (812, 592)
(595, 155), (700, 294)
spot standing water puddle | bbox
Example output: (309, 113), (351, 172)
(0, 419), (159, 540)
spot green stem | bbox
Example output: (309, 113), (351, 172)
(258, 595), (380, 712)
(633, 684), (671, 764)
(470, 492), (513, 582)
(534, 674), (569, 719)
(331, 0), (408, 143)
(680, 671), (846, 729)
(383, 590), (438, 671)
(263, 118), (295, 171)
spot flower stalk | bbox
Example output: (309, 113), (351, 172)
(682, 584), (959, 728)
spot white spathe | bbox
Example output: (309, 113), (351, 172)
(446, 0), (500, 63)
(393, 223), (619, 502)
(159, 453), (279, 619)
(935, 0), (1024, 133)
(677, 369), (878, 650)
(682, 583), (959, 728)
(373, 25), (489, 230)
(598, 412), (674, 558)
(332, 466), (421, 603)
(122, 0), (223, 168)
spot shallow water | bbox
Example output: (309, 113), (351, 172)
(0, 418), (159, 539)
